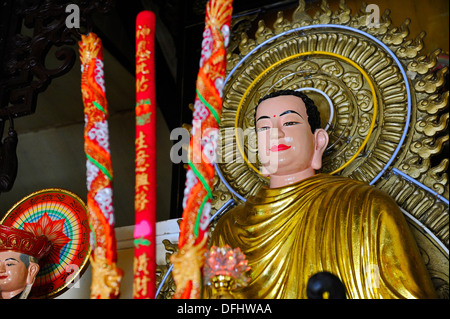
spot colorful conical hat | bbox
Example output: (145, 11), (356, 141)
(1, 188), (90, 298)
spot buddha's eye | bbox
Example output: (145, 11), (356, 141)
(257, 126), (270, 132)
(283, 121), (299, 126)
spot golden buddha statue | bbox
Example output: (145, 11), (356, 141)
(210, 90), (437, 299)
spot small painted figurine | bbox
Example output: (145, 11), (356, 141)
(0, 224), (52, 299)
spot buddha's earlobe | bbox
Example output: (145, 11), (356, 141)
(311, 129), (329, 170)
(26, 262), (40, 286)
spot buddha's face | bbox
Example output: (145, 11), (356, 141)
(255, 95), (328, 179)
(0, 251), (39, 299)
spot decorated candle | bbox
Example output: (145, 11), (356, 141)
(172, 0), (233, 299)
(79, 32), (123, 299)
(133, 10), (157, 299)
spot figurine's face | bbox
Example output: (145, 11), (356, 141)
(0, 251), (39, 299)
(255, 95), (328, 182)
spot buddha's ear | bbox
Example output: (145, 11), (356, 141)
(311, 128), (329, 170)
(26, 262), (40, 286)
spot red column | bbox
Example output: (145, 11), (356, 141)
(133, 11), (157, 299)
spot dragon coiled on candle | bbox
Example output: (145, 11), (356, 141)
(79, 32), (123, 299)
(171, 0), (233, 299)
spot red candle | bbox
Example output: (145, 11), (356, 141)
(172, 0), (233, 299)
(79, 32), (123, 299)
(133, 10), (157, 299)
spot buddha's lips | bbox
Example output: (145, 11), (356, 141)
(0, 275), (8, 279)
(270, 144), (291, 152)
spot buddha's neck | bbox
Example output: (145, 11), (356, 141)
(269, 168), (316, 188)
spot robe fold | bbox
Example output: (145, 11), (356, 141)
(210, 174), (437, 299)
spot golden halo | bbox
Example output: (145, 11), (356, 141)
(218, 24), (409, 200)
(234, 50), (378, 176)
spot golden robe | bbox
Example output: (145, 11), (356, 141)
(210, 174), (437, 299)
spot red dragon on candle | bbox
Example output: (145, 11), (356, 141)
(171, 0), (233, 299)
(79, 32), (123, 299)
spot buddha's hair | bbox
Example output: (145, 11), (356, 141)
(19, 254), (38, 268)
(254, 90), (321, 133)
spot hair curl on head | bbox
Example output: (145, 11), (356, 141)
(255, 90), (321, 133)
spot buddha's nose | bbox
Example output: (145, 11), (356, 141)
(271, 126), (285, 139)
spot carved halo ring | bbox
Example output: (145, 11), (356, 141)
(217, 24), (412, 200)
(234, 51), (378, 176)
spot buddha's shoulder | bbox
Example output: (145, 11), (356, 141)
(212, 204), (245, 226)
(210, 204), (243, 244)
(320, 175), (394, 199)
(323, 176), (402, 218)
